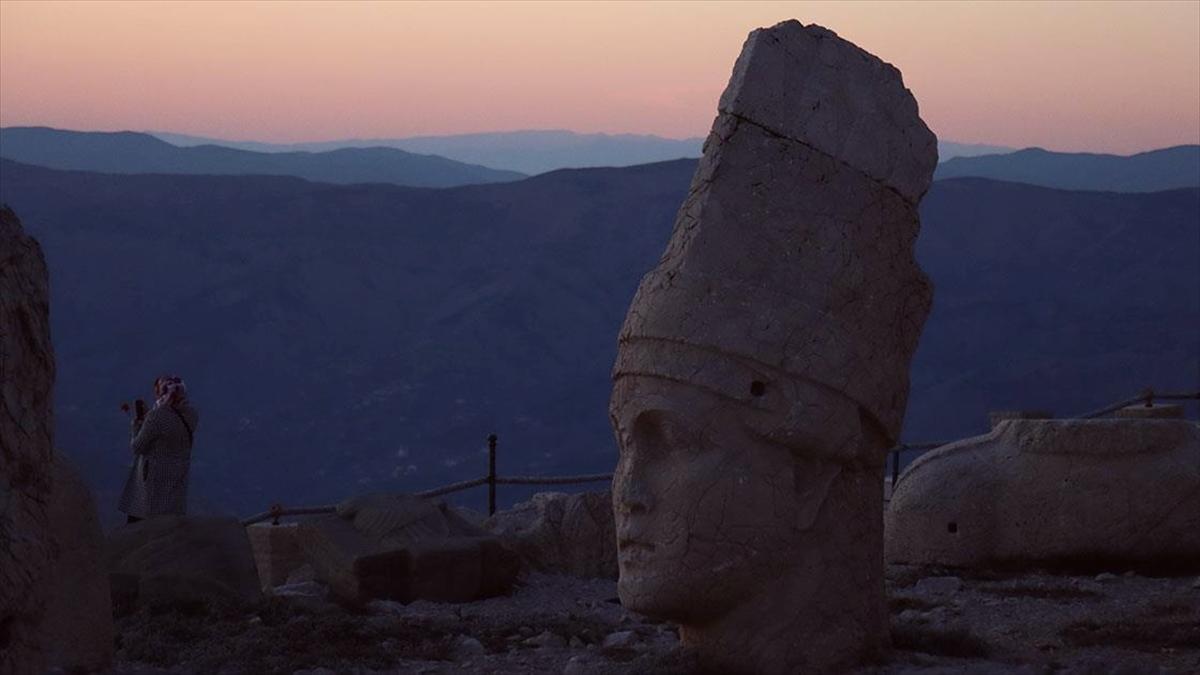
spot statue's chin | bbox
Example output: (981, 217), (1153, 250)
(617, 570), (714, 624)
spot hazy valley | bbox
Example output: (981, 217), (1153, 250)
(1, 147), (1196, 520)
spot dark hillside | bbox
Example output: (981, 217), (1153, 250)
(1, 159), (1195, 518)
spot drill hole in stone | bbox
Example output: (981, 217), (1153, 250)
(947, 522), (958, 534)
(750, 380), (766, 397)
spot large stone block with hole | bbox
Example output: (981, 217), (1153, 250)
(106, 515), (262, 612)
(296, 494), (519, 604)
(885, 419), (1200, 571)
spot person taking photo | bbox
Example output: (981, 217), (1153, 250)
(118, 375), (199, 524)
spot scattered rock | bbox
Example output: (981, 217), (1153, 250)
(1095, 573), (1118, 582)
(485, 490), (617, 579)
(453, 635), (486, 657)
(569, 636), (585, 649)
(914, 576), (964, 596)
(1192, 576), (1200, 589)
(602, 630), (640, 649)
(106, 515), (262, 609)
(525, 630), (567, 649)
(887, 419), (1200, 569)
(271, 581), (327, 599)
(563, 656), (592, 675)
(296, 493), (519, 604)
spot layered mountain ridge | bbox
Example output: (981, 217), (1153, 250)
(0, 127), (525, 188)
(0, 155), (1195, 521)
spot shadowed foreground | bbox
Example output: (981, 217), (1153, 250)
(103, 567), (1200, 674)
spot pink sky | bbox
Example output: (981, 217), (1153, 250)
(1, 1), (1197, 154)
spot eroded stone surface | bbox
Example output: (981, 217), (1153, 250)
(297, 493), (519, 604)
(106, 515), (262, 609)
(247, 522), (305, 589)
(0, 206), (56, 675)
(609, 19), (935, 674)
(885, 419), (1200, 570)
(718, 20), (937, 204)
(484, 490), (617, 579)
(42, 453), (115, 671)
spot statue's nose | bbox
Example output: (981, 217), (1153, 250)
(614, 462), (654, 516)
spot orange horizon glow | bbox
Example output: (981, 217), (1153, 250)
(1, 1), (1198, 154)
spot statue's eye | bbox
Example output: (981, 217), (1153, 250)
(631, 411), (695, 455)
(750, 380), (766, 397)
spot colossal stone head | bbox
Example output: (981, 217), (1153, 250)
(609, 20), (936, 673)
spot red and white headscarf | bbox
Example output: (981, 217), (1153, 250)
(154, 375), (188, 409)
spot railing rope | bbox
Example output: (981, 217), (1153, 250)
(1075, 389), (1199, 420)
(242, 388), (1198, 526)
(416, 476), (490, 500)
(495, 473), (613, 486)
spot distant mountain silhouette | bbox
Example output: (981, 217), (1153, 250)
(1, 158), (1195, 521)
(937, 141), (1014, 160)
(152, 130), (1012, 172)
(934, 145), (1200, 192)
(151, 129), (705, 175)
(0, 127), (525, 187)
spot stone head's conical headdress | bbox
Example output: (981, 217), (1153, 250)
(613, 21), (937, 448)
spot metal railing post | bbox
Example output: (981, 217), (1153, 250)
(487, 433), (498, 516)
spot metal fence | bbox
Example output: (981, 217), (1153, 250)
(241, 387), (1199, 527)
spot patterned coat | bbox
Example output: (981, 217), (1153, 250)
(117, 403), (199, 518)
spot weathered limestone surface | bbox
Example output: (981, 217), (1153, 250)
(247, 522), (305, 589)
(886, 419), (1200, 570)
(0, 206), (57, 675)
(609, 20), (935, 674)
(297, 494), (520, 604)
(107, 516), (262, 610)
(485, 490), (617, 579)
(42, 453), (115, 671)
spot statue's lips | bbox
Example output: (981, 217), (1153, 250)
(618, 538), (657, 567)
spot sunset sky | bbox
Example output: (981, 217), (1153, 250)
(1, 1), (1197, 154)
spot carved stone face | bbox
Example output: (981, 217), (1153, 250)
(609, 374), (853, 623)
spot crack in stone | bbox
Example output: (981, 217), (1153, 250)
(721, 111), (915, 207)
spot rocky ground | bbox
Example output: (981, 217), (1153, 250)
(104, 567), (1200, 675)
